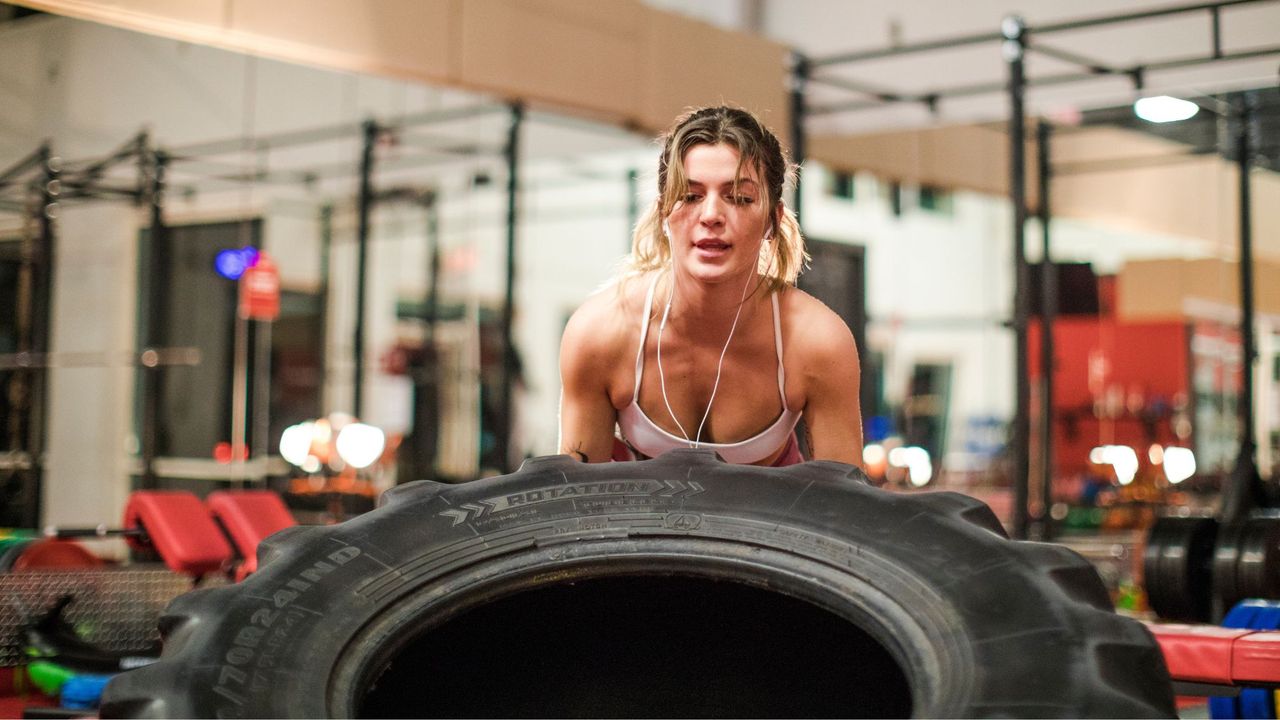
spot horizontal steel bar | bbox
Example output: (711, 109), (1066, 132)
(809, 45), (1280, 115)
(810, 0), (1274, 68)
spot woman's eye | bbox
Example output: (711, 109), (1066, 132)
(734, 196), (755, 204)
(683, 193), (702, 202)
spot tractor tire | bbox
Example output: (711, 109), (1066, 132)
(101, 450), (1175, 718)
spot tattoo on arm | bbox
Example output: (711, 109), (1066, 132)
(570, 443), (590, 463)
(804, 423), (815, 461)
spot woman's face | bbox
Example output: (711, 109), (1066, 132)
(666, 143), (772, 286)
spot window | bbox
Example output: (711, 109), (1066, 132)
(917, 185), (954, 215)
(825, 170), (855, 201)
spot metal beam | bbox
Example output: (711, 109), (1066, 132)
(1033, 0), (1266, 35)
(499, 103), (524, 473)
(0, 146), (47, 188)
(811, 0), (1272, 69)
(139, 148), (168, 489)
(1221, 94), (1264, 523)
(1005, 16), (1032, 541)
(1036, 120), (1056, 542)
(808, 45), (1280, 115)
(353, 120), (377, 418)
(790, 52), (810, 225)
(170, 102), (506, 160)
(1026, 40), (1124, 75)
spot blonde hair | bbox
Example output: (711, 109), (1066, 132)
(626, 106), (807, 293)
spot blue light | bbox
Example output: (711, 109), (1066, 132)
(214, 247), (260, 280)
(866, 415), (893, 442)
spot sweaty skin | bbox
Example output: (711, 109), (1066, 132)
(559, 143), (862, 466)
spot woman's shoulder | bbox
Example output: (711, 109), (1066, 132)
(562, 272), (655, 362)
(777, 286), (857, 361)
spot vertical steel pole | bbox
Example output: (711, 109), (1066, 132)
(500, 103), (523, 473)
(412, 194), (441, 484)
(789, 52), (810, 226)
(19, 145), (57, 527)
(1037, 120), (1056, 541)
(140, 149), (168, 489)
(353, 120), (377, 418)
(626, 168), (639, 253)
(319, 203), (333, 414)
(252, 313), (272, 480)
(1222, 95), (1262, 523)
(1004, 16), (1031, 540)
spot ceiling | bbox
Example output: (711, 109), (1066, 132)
(648, 0), (1280, 162)
(1078, 87), (1280, 171)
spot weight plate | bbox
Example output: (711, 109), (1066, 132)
(1144, 516), (1218, 621)
(1215, 522), (1250, 617)
(1235, 520), (1280, 602)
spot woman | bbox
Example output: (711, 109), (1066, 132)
(559, 106), (862, 466)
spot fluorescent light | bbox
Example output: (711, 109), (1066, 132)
(1163, 446), (1196, 484)
(336, 422), (386, 469)
(279, 422), (314, 467)
(1089, 445), (1139, 486)
(1134, 96), (1198, 123)
(862, 444), (886, 467)
(888, 446), (933, 487)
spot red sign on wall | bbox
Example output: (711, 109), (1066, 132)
(239, 251), (280, 321)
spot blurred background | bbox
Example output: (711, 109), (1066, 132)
(0, 0), (1277, 607)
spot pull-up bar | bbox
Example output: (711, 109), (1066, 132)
(792, 0), (1279, 540)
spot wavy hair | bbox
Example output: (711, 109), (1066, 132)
(625, 106), (807, 292)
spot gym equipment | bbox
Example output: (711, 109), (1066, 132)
(39, 489), (294, 581)
(205, 491), (295, 581)
(1208, 600), (1280, 719)
(1145, 511), (1280, 623)
(1144, 516), (1219, 622)
(101, 451), (1175, 718)
(6, 540), (103, 572)
(22, 596), (159, 674)
(122, 492), (233, 578)
(1147, 622), (1280, 691)
(1213, 520), (1280, 616)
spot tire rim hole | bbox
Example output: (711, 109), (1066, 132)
(357, 575), (911, 718)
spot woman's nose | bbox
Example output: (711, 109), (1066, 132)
(699, 194), (725, 225)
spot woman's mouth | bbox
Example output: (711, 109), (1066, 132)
(694, 239), (730, 257)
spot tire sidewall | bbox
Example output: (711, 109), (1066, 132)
(108, 452), (1167, 718)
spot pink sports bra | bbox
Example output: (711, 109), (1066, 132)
(616, 275), (802, 464)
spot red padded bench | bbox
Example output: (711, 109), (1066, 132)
(123, 491), (232, 577)
(206, 490), (296, 581)
(1149, 622), (1280, 689)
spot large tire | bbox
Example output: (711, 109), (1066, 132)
(102, 450), (1174, 718)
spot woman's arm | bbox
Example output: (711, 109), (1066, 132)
(558, 304), (621, 463)
(799, 308), (864, 465)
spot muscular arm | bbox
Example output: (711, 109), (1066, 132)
(558, 303), (620, 463)
(799, 309), (864, 465)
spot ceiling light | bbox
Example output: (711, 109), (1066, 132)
(1133, 96), (1199, 123)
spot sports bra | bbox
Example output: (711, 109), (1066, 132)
(616, 274), (802, 464)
